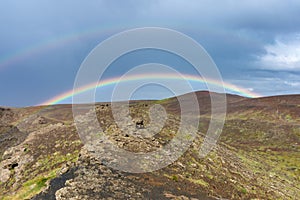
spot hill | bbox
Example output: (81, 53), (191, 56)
(0, 91), (299, 199)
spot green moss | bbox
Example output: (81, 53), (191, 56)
(188, 178), (209, 187)
(240, 187), (247, 194)
(206, 173), (214, 180)
(285, 114), (292, 121)
(0, 149), (81, 199)
(3, 169), (57, 200)
(172, 175), (178, 182)
(37, 150), (79, 171)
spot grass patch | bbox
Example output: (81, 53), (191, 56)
(2, 169), (58, 200)
(164, 174), (179, 182)
(188, 178), (209, 187)
(171, 175), (178, 182)
(239, 186), (247, 194)
(285, 114), (293, 121)
(37, 151), (79, 172)
(1, 149), (80, 200)
(155, 97), (172, 104)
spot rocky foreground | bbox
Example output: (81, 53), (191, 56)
(0, 92), (299, 199)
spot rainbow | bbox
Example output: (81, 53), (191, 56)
(39, 73), (261, 105)
(0, 26), (125, 70)
(0, 25), (263, 71)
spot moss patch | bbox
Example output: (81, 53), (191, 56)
(2, 169), (57, 200)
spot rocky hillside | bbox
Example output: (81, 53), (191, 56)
(0, 92), (299, 199)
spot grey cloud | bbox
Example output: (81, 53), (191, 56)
(0, 0), (299, 106)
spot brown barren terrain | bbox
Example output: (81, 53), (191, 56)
(0, 91), (299, 199)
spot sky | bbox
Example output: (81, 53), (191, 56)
(0, 0), (300, 107)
